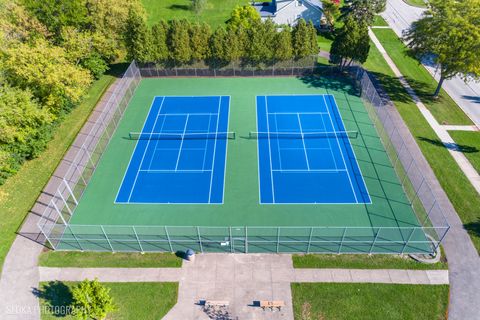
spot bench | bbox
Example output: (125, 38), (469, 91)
(204, 300), (230, 308)
(259, 300), (285, 311)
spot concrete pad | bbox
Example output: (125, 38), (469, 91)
(426, 270), (449, 285)
(349, 269), (375, 283)
(293, 269), (317, 282)
(330, 269), (353, 282)
(215, 265), (235, 282)
(38, 267), (61, 282)
(271, 268), (295, 283)
(406, 270), (430, 284)
(387, 269), (412, 284)
(235, 263), (254, 282)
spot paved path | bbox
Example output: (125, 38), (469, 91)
(381, 0), (480, 127)
(369, 29), (480, 195)
(368, 29), (480, 320)
(0, 79), (123, 320)
(37, 254), (448, 320)
(442, 125), (479, 132)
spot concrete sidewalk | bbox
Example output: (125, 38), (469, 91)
(38, 254), (448, 320)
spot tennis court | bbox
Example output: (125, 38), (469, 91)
(115, 96), (231, 204)
(256, 94), (370, 204)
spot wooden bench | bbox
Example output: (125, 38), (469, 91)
(204, 300), (230, 308)
(259, 300), (285, 311)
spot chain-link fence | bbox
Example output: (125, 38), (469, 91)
(37, 62), (449, 254)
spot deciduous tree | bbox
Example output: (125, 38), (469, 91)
(404, 0), (480, 97)
(124, 7), (153, 63)
(189, 22), (211, 61)
(274, 29), (293, 61)
(151, 21), (169, 63)
(72, 279), (115, 320)
(168, 19), (192, 65)
(228, 5), (261, 31)
(321, 0), (340, 32)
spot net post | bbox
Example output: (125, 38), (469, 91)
(369, 228), (380, 255)
(63, 178), (78, 205)
(133, 226), (144, 253)
(401, 228), (416, 255)
(197, 227), (203, 253)
(276, 227), (280, 253)
(338, 227), (347, 254)
(69, 225), (84, 251)
(165, 226), (174, 252)
(101, 226), (114, 252)
(306, 227), (314, 254)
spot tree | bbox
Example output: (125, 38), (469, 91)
(2, 39), (92, 114)
(124, 7), (153, 63)
(168, 20), (192, 65)
(274, 29), (293, 61)
(71, 279), (115, 320)
(225, 26), (246, 62)
(246, 19), (276, 64)
(329, 15), (370, 68)
(189, 22), (211, 61)
(292, 19), (318, 58)
(191, 0), (207, 14)
(209, 27), (228, 64)
(151, 21), (169, 63)
(321, 0), (340, 32)
(404, 0), (480, 97)
(344, 0), (386, 26)
(228, 5), (261, 31)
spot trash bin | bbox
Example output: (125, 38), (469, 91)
(185, 249), (195, 262)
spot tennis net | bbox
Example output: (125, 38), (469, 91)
(129, 131), (236, 140)
(248, 130), (358, 139)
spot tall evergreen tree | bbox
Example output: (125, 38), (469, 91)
(292, 19), (312, 58)
(151, 21), (169, 63)
(274, 29), (293, 61)
(246, 19), (276, 63)
(209, 27), (228, 64)
(168, 19), (192, 65)
(124, 7), (153, 63)
(189, 22), (211, 61)
(226, 26), (246, 62)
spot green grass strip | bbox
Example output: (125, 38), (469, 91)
(38, 251), (182, 268)
(292, 283), (449, 320)
(292, 254), (448, 270)
(371, 28), (472, 125)
(0, 71), (118, 273)
(39, 281), (178, 320)
(364, 42), (480, 253)
(449, 131), (480, 175)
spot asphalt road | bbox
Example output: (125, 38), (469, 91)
(381, 0), (480, 126)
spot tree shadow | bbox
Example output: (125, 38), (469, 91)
(462, 95), (480, 104)
(32, 281), (73, 318)
(296, 73), (359, 96)
(464, 220), (480, 239)
(105, 63), (130, 78)
(168, 4), (190, 11)
(418, 137), (479, 153)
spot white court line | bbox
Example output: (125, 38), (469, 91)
(264, 96), (276, 203)
(319, 112), (340, 171)
(207, 97), (222, 203)
(157, 112), (219, 117)
(201, 113), (214, 171)
(174, 115), (190, 171)
(127, 96), (166, 202)
(272, 169), (347, 173)
(272, 114), (284, 171)
(297, 113), (311, 171)
(146, 114), (167, 170)
(267, 112), (329, 116)
(138, 169), (211, 173)
(323, 95), (358, 203)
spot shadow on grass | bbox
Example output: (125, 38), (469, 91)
(168, 4), (190, 11)
(465, 220), (480, 239)
(418, 137), (479, 153)
(32, 281), (73, 317)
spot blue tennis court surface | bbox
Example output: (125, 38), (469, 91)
(116, 96), (230, 204)
(256, 94), (371, 204)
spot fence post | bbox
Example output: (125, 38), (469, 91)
(101, 226), (114, 252)
(164, 226), (174, 253)
(63, 178), (78, 205)
(245, 226), (248, 254)
(132, 226), (144, 253)
(69, 225), (84, 251)
(51, 200), (68, 225)
(338, 227), (347, 254)
(306, 227), (314, 254)
(197, 226), (203, 253)
(229, 227), (233, 253)
(56, 190), (73, 217)
(276, 227), (280, 253)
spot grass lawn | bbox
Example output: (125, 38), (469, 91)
(449, 131), (480, 174)
(292, 283), (449, 320)
(373, 15), (389, 27)
(0, 69), (120, 273)
(38, 251), (182, 268)
(403, 0), (428, 8)
(141, 0), (249, 28)
(38, 281), (178, 320)
(292, 254), (448, 270)
(364, 41), (480, 253)
(371, 28), (472, 125)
